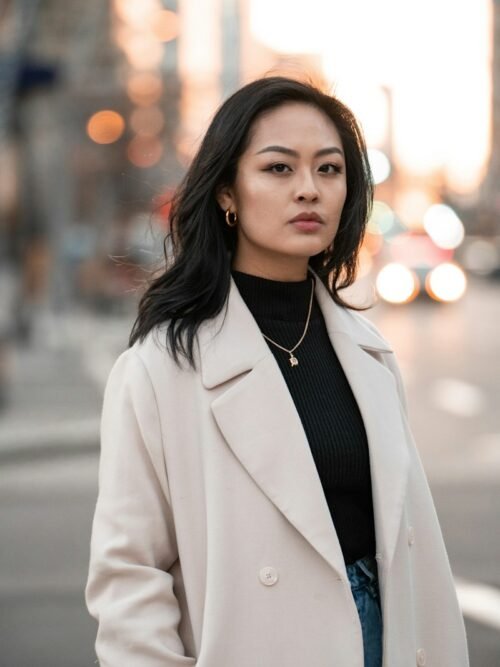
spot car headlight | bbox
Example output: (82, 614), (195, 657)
(376, 263), (420, 304)
(425, 263), (467, 302)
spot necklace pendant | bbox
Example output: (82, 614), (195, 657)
(289, 354), (299, 367)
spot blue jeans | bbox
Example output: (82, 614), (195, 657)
(346, 555), (383, 667)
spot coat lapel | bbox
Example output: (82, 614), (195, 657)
(197, 272), (409, 580)
(313, 278), (410, 574)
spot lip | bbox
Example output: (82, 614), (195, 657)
(288, 212), (324, 224)
(291, 220), (323, 232)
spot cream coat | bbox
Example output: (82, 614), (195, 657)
(86, 273), (469, 667)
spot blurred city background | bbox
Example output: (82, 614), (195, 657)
(0, 0), (499, 665)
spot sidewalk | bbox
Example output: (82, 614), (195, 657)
(0, 307), (132, 462)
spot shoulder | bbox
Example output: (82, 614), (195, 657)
(128, 324), (199, 388)
(348, 308), (392, 347)
(330, 300), (394, 353)
(102, 326), (179, 394)
(102, 326), (199, 436)
(130, 324), (170, 369)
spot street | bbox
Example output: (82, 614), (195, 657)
(1, 276), (499, 666)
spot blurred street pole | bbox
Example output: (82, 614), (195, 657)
(0, 0), (40, 144)
(221, 0), (241, 97)
(0, 1), (41, 405)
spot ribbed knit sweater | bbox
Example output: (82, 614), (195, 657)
(231, 269), (376, 565)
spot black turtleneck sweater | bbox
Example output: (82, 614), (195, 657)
(231, 269), (376, 565)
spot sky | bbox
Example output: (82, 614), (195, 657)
(249, 0), (492, 194)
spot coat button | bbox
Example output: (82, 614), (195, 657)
(259, 566), (279, 586)
(408, 526), (415, 546)
(416, 648), (426, 666)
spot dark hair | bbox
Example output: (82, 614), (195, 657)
(129, 75), (374, 367)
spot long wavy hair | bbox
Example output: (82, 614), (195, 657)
(129, 76), (374, 368)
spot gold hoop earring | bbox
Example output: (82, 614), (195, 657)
(225, 209), (238, 227)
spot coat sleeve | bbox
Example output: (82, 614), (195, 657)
(85, 348), (196, 666)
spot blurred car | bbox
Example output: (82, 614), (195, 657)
(374, 230), (467, 305)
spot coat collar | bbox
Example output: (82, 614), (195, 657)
(198, 270), (392, 390)
(197, 269), (407, 586)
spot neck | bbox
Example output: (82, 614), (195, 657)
(231, 268), (319, 323)
(230, 254), (310, 282)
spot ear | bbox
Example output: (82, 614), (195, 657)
(215, 184), (236, 213)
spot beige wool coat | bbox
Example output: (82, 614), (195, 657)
(86, 271), (469, 667)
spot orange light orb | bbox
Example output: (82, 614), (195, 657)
(126, 72), (163, 106)
(124, 34), (163, 69)
(87, 110), (125, 144)
(114, 0), (159, 28)
(152, 9), (179, 42)
(127, 136), (164, 168)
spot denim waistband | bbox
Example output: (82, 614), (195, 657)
(346, 554), (379, 590)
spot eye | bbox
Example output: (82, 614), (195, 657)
(319, 163), (343, 174)
(265, 163), (292, 174)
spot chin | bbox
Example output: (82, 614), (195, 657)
(288, 239), (329, 256)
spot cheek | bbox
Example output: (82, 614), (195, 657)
(235, 176), (280, 219)
(329, 182), (347, 215)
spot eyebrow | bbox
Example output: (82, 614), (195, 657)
(255, 145), (344, 158)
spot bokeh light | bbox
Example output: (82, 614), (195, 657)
(113, 0), (161, 27)
(152, 10), (180, 42)
(376, 263), (420, 304)
(394, 189), (434, 230)
(426, 263), (467, 302)
(126, 72), (163, 106)
(367, 148), (391, 185)
(423, 204), (465, 250)
(122, 33), (164, 69)
(86, 110), (125, 145)
(367, 200), (397, 236)
(362, 231), (384, 257)
(127, 136), (164, 168)
(462, 240), (499, 276)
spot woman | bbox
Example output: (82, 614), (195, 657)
(86, 76), (469, 667)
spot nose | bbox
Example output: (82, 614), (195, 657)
(294, 170), (319, 202)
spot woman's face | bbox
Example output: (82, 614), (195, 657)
(217, 102), (347, 280)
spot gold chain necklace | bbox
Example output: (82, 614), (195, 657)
(261, 277), (315, 368)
